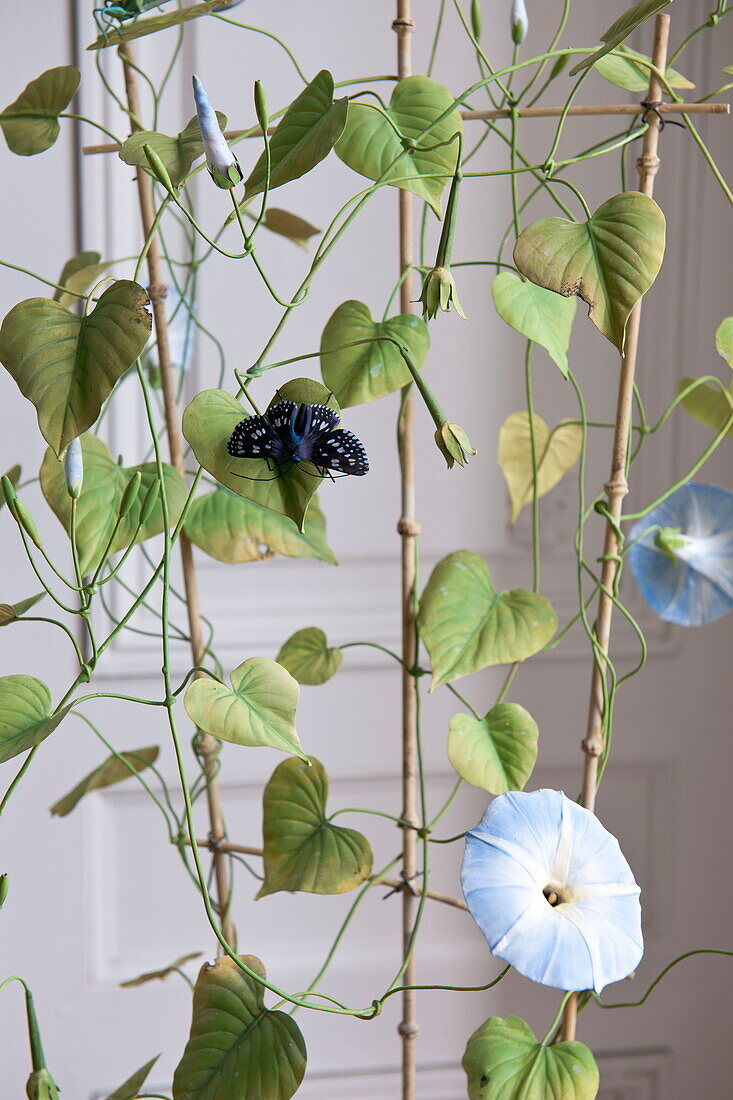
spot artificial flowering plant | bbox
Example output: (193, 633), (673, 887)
(0, 1), (733, 1098)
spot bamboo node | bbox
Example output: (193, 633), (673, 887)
(147, 282), (168, 305)
(397, 518), (421, 537)
(398, 1020), (420, 1039)
(581, 736), (604, 757)
(392, 18), (415, 30)
(636, 152), (661, 175)
(603, 476), (629, 500)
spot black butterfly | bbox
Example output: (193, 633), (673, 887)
(227, 400), (369, 479)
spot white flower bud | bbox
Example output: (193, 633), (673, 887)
(64, 438), (83, 499)
(192, 74), (243, 189)
(511, 0), (528, 44)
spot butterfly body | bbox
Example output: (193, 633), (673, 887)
(227, 400), (369, 478)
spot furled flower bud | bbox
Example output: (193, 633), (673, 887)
(471, 0), (482, 40)
(64, 438), (83, 499)
(0, 872), (8, 908)
(418, 266), (467, 321)
(139, 479), (161, 525)
(511, 0), (528, 44)
(118, 471), (142, 519)
(434, 423), (477, 469)
(192, 74), (243, 189)
(143, 143), (176, 194)
(254, 80), (269, 135)
(26, 1070), (59, 1100)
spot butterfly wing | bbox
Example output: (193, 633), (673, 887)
(307, 429), (369, 476)
(266, 401), (298, 434)
(226, 415), (289, 462)
(307, 404), (341, 435)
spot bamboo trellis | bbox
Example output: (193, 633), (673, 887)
(82, 8), (728, 1097)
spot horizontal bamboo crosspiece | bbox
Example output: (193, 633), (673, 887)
(81, 100), (729, 155)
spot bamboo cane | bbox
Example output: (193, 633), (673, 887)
(392, 3), (421, 1098)
(118, 44), (235, 949)
(81, 101), (728, 155)
(561, 11), (672, 1043)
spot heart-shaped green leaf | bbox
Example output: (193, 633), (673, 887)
(0, 592), (45, 627)
(594, 44), (693, 92)
(120, 952), (202, 989)
(245, 71), (348, 200)
(105, 1055), (160, 1100)
(172, 954), (306, 1100)
(185, 487), (336, 564)
(716, 317), (733, 368)
(258, 757), (373, 897)
(40, 433), (188, 575)
(336, 76), (463, 216)
(570, 0), (673, 76)
(88, 0), (233, 49)
(0, 280), (152, 455)
(184, 657), (305, 760)
(262, 208), (320, 249)
(50, 745), (160, 817)
(182, 381), (338, 531)
(513, 192), (665, 352)
(498, 412), (582, 522)
(463, 1015), (599, 1100)
(418, 551), (557, 689)
(0, 675), (69, 764)
(491, 273), (576, 377)
(0, 66), (80, 155)
(119, 111), (227, 187)
(320, 300), (430, 406)
(447, 703), (538, 794)
(678, 377), (733, 437)
(53, 250), (112, 309)
(276, 628), (342, 685)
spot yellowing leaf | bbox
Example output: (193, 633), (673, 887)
(513, 192), (665, 352)
(498, 411), (582, 522)
(50, 746), (160, 817)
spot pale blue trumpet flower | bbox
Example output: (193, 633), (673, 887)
(461, 789), (643, 993)
(192, 74), (243, 189)
(63, 437), (83, 499)
(628, 482), (733, 626)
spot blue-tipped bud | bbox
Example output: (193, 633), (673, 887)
(511, 0), (528, 44)
(192, 74), (243, 189)
(64, 438), (83, 499)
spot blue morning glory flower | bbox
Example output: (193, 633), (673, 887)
(628, 482), (733, 626)
(461, 789), (643, 993)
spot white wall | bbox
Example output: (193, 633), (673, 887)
(1, 2), (731, 1097)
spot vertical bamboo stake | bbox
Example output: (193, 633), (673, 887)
(393, 3), (420, 1098)
(118, 44), (235, 948)
(562, 12), (671, 1041)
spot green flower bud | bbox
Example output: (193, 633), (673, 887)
(550, 51), (571, 79)
(0, 465), (21, 511)
(64, 438), (83, 499)
(654, 526), (688, 565)
(1, 474), (19, 511)
(26, 1069), (59, 1100)
(418, 266), (467, 321)
(434, 423), (477, 469)
(471, 0), (482, 40)
(139, 479), (161, 525)
(0, 872), (8, 908)
(10, 498), (43, 550)
(119, 471), (142, 519)
(143, 143), (176, 194)
(254, 79), (269, 134)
